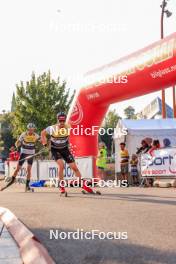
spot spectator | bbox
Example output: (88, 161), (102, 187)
(149, 139), (160, 156)
(163, 138), (171, 148)
(8, 146), (20, 161)
(120, 142), (129, 184)
(136, 138), (152, 155)
(143, 139), (160, 187)
(136, 138), (152, 187)
(144, 137), (152, 148)
(96, 142), (107, 180)
(130, 154), (139, 186)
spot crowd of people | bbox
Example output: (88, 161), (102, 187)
(96, 137), (172, 187)
(120, 137), (172, 186)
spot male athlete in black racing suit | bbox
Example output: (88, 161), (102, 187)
(41, 112), (100, 196)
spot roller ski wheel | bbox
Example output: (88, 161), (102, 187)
(95, 190), (101, 195)
(82, 190), (101, 195)
(60, 191), (68, 197)
(59, 187), (68, 197)
(25, 186), (34, 193)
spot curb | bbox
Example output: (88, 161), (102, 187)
(0, 207), (55, 264)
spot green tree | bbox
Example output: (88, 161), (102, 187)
(11, 92), (16, 112)
(0, 112), (15, 159)
(100, 109), (121, 155)
(124, 106), (137, 119)
(13, 71), (75, 137)
(103, 109), (121, 129)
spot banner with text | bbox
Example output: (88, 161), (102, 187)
(141, 148), (176, 177)
(5, 161), (38, 181)
(38, 157), (93, 180)
(5, 157), (93, 181)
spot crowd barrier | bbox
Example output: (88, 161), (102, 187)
(5, 148), (176, 183)
(5, 157), (93, 181)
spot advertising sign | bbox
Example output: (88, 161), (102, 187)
(141, 148), (176, 177)
(38, 157), (93, 181)
(5, 157), (93, 182)
(5, 161), (38, 181)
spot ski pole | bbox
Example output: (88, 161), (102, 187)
(18, 147), (47, 162)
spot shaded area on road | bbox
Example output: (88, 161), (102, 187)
(97, 193), (176, 206)
(32, 227), (176, 264)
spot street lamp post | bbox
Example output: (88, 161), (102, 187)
(160, 0), (166, 119)
(160, 0), (173, 118)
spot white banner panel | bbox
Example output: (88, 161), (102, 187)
(5, 157), (93, 181)
(5, 162), (9, 177)
(6, 161), (38, 181)
(141, 148), (176, 177)
(38, 157), (93, 181)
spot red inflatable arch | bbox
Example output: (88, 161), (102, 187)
(68, 32), (176, 173)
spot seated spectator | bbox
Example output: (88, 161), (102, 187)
(163, 138), (171, 148)
(130, 154), (139, 186)
(149, 139), (160, 156)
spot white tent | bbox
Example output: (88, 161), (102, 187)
(114, 119), (176, 173)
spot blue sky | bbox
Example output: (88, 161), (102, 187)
(0, 0), (176, 116)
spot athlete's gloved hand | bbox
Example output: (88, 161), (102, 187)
(42, 144), (49, 155)
(42, 143), (48, 147)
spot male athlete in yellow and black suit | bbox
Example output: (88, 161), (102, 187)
(41, 112), (99, 196)
(3, 123), (40, 191)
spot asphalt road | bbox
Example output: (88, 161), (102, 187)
(0, 183), (176, 264)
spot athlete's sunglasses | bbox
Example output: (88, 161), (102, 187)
(58, 118), (66, 123)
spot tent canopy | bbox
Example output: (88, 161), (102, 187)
(114, 119), (176, 137)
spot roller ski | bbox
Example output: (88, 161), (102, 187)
(81, 180), (101, 195)
(60, 187), (68, 197)
(82, 189), (101, 195)
(0, 176), (16, 191)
